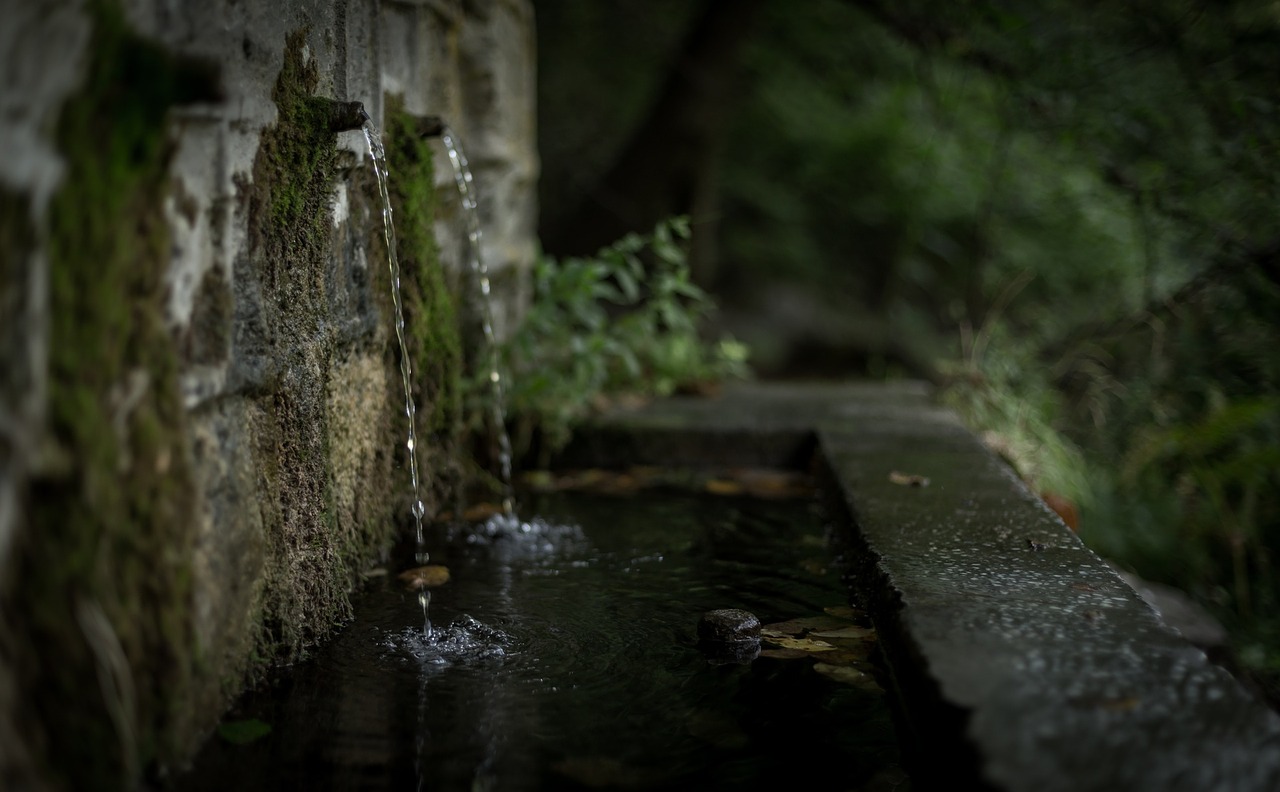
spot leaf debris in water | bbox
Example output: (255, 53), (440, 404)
(810, 625), (876, 640)
(763, 636), (836, 652)
(888, 470), (930, 487)
(762, 615), (851, 637)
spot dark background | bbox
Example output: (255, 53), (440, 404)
(531, 0), (1280, 696)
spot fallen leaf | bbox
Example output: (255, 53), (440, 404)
(810, 625), (876, 640)
(398, 565), (451, 589)
(763, 636), (836, 652)
(704, 479), (743, 496)
(762, 615), (851, 637)
(889, 471), (930, 487)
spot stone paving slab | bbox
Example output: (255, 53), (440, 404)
(558, 380), (1280, 791)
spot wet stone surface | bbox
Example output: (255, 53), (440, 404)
(569, 381), (1280, 792)
(697, 608), (762, 643)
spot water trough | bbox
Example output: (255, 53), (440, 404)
(557, 380), (1280, 791)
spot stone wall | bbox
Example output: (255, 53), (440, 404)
(0, 0), (536, 788)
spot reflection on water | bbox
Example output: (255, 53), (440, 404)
(176, 491), (904, 791)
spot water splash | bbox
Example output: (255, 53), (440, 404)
(436, 126), (515, 516)
(418, 590), (432, 639)
(361, 120), (430, 565)
(386, 614), (514, 668)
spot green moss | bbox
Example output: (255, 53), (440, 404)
(382, 95), (466, 511)
(243, 29), (357, 671)
(1, 2), (201, 787)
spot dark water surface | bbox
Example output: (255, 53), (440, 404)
(176, 491), (903, 791)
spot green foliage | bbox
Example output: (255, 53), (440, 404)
(938, 327), (1088, 507)
(499, 217), (749, 456)
(722, 0), (1155, 372)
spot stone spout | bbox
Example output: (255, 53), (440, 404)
(327, 100), (369, 132)
(417, 115), (446, 138)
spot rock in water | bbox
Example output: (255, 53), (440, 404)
(698, 608), (762, 643)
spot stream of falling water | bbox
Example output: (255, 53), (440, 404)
(361, 121), (430, 572)
(436, 125), (515, 517)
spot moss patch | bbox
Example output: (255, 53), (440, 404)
(1, 2), (203, 787)
(382, 94), (466, 514)
(243, 29), (364, 669)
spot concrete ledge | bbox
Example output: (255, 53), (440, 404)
(558, 381), (1280, 791)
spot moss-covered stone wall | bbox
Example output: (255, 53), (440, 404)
(2, 4), (205, 787)
(242, 28), (378, 666)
